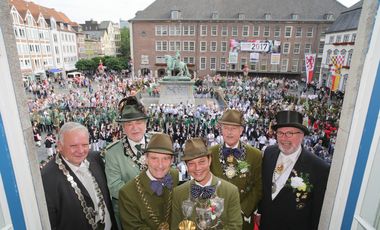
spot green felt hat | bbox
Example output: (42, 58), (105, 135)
(116, 96), (148, 122)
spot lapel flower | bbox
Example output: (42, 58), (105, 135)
(237, 160), (250, 174)
(287, 169), (313, 209)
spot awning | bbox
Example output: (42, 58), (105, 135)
(47, 68), (62, 73)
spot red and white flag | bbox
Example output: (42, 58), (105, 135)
(305, 54), (316, 84)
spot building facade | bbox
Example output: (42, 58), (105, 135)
(319, 1), (362, 91)
(9, 0), (78, 80)
(80, 20), (121, 57)
(129, 0), (346, 79)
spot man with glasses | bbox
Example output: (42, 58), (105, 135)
(257, 110), (330, 230)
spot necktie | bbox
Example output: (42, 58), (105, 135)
(135, 144), (143, 157)
(150, 174), (173, 196)
(190, 183), (215, 199)
(222, 147), (242, 159)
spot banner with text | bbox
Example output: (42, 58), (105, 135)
(230, 39), (281, 53)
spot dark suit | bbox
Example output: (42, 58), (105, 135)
(259, 145), (330, 230)
(41, 152), (117, 230)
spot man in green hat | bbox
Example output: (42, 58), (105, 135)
(209, 109), (262, 229)
(171, 138), (242, 229)
(104, 96), (149, 228)
(119, 133), (179, 229)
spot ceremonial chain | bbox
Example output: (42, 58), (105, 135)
(55, 155), (105, 229)
(135, 175), (171, 230)
(218, 143), (249, 179)
(122, 137), (147, 171)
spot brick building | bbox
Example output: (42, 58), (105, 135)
(129, 0), (346, 79)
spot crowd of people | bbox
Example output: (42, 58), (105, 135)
(30, 72), (341, 169)
(30, 68), (343, 229)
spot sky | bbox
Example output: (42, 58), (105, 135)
(31, 0), (360, 24)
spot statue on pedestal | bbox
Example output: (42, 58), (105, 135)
(164, 51), (191, 80)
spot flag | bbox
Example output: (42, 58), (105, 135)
(305, 54), (316, 84)
(330, 55), (343, 92)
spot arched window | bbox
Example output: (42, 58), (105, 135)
(326, 50), (332, 65)
(340, 49), (347, 65)
(347, 49), (353, 66)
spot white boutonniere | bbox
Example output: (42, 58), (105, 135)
(287, 169), (313, 209)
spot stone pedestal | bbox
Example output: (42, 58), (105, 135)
(159, 79), (195, 105)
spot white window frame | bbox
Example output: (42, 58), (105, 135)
(242, 25), (249, 37)
(285, 26), (292, 38)
(200, 57), (206, 70)
(200, 25), (207, 36)
(211, 25), (218, 36)
(281, 59), (289, 72)
(210, 41), (217, 52)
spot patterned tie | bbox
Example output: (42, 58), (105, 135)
(222, 147), (242, 159)
(135, 144), (143, 157)
(190, 183), (216, 199)
(150, 174), (173, 196)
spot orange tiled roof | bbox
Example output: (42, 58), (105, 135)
(9, 0), (75, 24)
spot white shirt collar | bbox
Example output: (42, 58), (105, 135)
(195, 173), (213, 187)
(146, 169), (159, 181)
(128, 136), (145, 147)
(279, 145), (302, 162)
(62, 156), (89, 173)
(225, 142), (239, 149)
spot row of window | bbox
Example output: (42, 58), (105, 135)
(155, 25), (315, 38)
(156, 40), (315, 54)
(328, 33), (357, 44)
(19, 58), (54, 69)
(325, 49), (354, 66)
(154, 55), (304, 72)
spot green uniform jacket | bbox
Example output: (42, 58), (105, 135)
(119, 168), (179, 229)
(104, 140), (141, 225)
(171, 175), (242, 230)
(209, 143), (262, 217)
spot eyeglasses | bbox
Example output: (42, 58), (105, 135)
(276, 131), (303, 138)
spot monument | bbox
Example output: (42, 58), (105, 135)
(159, 51), (195, 105)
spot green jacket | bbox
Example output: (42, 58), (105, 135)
(119, 168), (179, 229)
(104, 139), (141, 226)
(209, 143), (262, 217)
(171, 175), (242, 230)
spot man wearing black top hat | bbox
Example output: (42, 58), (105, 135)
(258, 110), (330, 230)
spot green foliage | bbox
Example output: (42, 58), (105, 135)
(75, 59), (96, 72)
(104, 56), (123, 71)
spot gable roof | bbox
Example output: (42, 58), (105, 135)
(9, 0), (74, 24)
(326, 0), (362, 33)
(130, 0), (347, 21)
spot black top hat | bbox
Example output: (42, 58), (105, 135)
(116, 96), (149, 122)
(272, 110), (309, 134)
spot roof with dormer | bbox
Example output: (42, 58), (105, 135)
(130, 0), (347, 21)
(9, 0), (74, 24)
(326, 0), (362, 33)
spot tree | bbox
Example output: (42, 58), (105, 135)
(120, 27), (130, 58)
(104, 57), (123, 72)
(75, 59), (97, 72)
